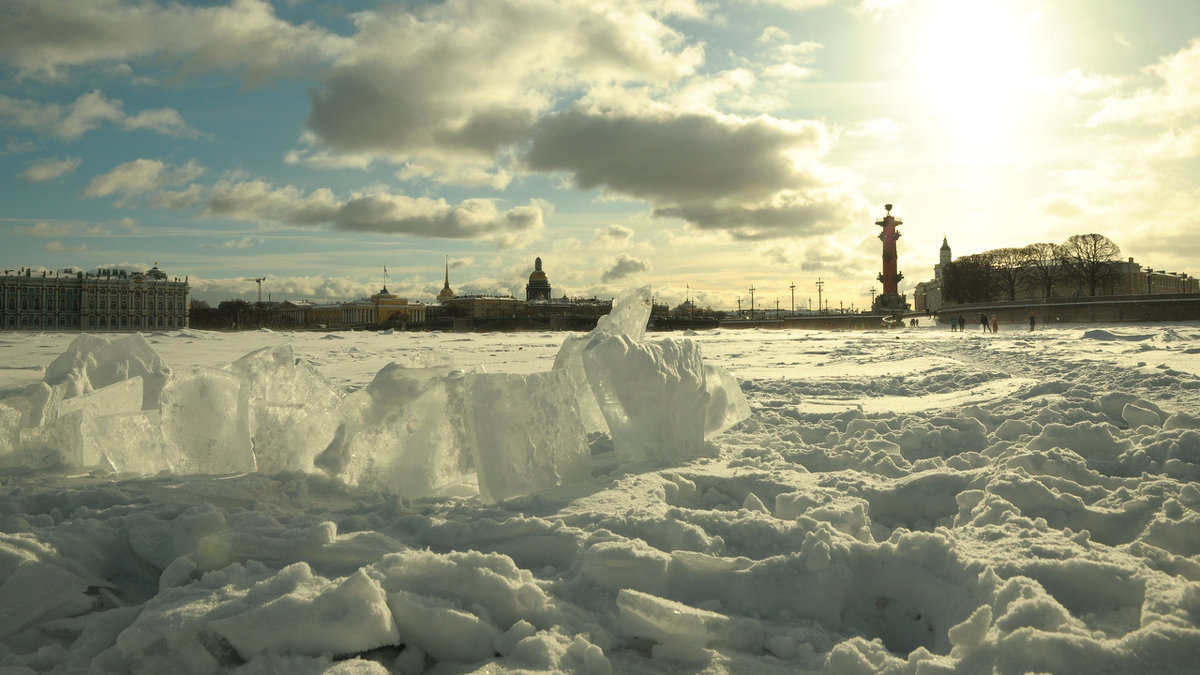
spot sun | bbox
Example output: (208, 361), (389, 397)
(904, 0), (1045, 162)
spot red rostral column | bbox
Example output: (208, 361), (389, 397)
(876, 203), (902, 296)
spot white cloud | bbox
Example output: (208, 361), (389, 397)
(149, 184), (206, 210)
(216, 237), (264, 250)
(19, 156), (81, 182)
(593, 224), (635, 246)
(845, 118), (902, 142)
(122, 107), (195, 137)
(1088, 38), (1200, 127)
(0, 90), (194, 140)
(189, 274), (375, 304)
(852, 0), (904, 22)
(757, 27), (791, 45)
(1053, 68), (1119, 97)
(83, 159), (205, 201)
(11, 220), (115, 238)
(44, 240), (87, 252)
(747, 0), (836, 9)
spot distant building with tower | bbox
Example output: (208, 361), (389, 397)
(437, 259), (455, 304)
(914, 237), (951, 313)
(873, 204), (909, 312)
(525, 257), (552, 301)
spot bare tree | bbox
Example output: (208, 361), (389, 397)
(1022, 243), (1062, 299)
(989, 247), (1028, 301)
(943, 252), (998, 304)
(1060, 234), (1122, 296)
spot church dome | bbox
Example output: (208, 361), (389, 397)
(525, 257), (552, 301)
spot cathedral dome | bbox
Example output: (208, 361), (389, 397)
(525, 257), (552, 301)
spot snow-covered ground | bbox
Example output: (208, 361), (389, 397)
(2, 298), (1200, 674)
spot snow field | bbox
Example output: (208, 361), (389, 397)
(0, 310), (1199, 672)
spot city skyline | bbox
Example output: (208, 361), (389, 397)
(4, 1), (1200, 309)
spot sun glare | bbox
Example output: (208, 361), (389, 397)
(906, 0), (1044, 162)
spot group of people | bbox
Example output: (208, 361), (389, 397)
(946, 312), (1038, 332)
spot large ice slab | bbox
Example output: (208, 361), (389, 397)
(250, 402), (338, 475)
(160, 367), (256, 474)
(594, 285), (653, 342)
(228, 344), (340, 409)
(85, 410), (171, 474)
(316, 364), (472, 496)
(582, 335), (709, 463)
(42, 333), (170, 410)
(229, 344), (341, 474)
(463, 370), (590, 503)
(554, 286), (653, 434)
(13, 378), (145, 469)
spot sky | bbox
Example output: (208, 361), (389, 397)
(2, 0), (1199, 310)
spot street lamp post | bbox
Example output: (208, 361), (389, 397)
(789, 283), (796, 314)
(748, 286), (756, 317)
(815, 278), (825, 314)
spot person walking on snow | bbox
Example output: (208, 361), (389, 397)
(950, 316), (958, 332)
(980, 313), (989, 332)
(991, 314), (999, 333)
(1029, 313), (1036, 331)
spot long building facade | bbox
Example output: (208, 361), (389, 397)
(1, 265), (189, 331)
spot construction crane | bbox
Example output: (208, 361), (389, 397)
(247, 277), (266, 304)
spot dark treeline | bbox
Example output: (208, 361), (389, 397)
(943, 233), (1126, 305)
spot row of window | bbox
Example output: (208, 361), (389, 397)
(3, 297), (185, 311)
(2, 314), (185, 329)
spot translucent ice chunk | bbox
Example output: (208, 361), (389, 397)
(702, 364), (750, 438)
(52, 376), (143, 424)
(42, 333), (170, 410)
(14, 378), (145, 469)
(160, 367), (256, 474)
(85, 410), (170, 474)
(553, 286), (652, 435)
(317, 364), (472, 497)
(463, 370), (590, 503)
(228, 344), (340, 409)
(582, 335), (709, 462)
(250, 401), (338, 474)
(616, 588), (729, 648)
(387, 589), (501, 663)
(594, 285), (652, 341)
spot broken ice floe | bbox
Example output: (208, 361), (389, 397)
(0, 287), (750, 502)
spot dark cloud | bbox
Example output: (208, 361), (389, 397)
(600, 253), (650, 282)
(0, 0), (344, 83)
(200, 180), (544, 245)
(525, 110), (824, 203)
(655, 187), (861, 240)
(523, 109), (866, 239)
